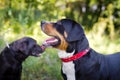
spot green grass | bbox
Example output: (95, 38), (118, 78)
(22, 48), (63, 80)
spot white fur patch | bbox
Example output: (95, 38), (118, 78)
(58, 50), (76, 80)
(58, 50), (75, 58)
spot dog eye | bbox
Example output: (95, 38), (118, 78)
(57, 21), (62, 25)
(54, 23), (59, 28)
(54, 23), (65, 35)
(32, 44), (37, 47)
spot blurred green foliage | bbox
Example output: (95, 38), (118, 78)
(0, 0), (120, 80)
(0, 0), (120, 39)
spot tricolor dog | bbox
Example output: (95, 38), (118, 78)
(41, 19), (120, 80)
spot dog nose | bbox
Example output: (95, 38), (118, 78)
(41, 21), (46, 27)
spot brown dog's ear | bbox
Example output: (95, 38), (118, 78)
(61, 19), (84, 42)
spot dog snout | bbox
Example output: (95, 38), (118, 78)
(41, 21), (46, 27)
(36, 45), (45, 53)
(41, 21), (48, 31)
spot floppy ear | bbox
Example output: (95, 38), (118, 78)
(12, 39), (28, 53)
(61, 19), (84, 42)
(66, 22), (84, 42)
(60, 19), (85, 42)
(19, 42), (28, 52)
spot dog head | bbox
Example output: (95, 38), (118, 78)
(10, 37), (44, 58)
(41, 19), (88, 52)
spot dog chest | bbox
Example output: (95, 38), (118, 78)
(58, 50), (76, 80)
(62, 62), (76, 80)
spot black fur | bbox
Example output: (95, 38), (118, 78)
(60, 19), (120, 80)
(42, 19), (120, 80)
(0, 37), (43, 80)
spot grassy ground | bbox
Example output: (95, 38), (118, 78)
(22, 48), (62, 80)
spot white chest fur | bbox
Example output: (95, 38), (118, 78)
(58, 50), (76, 80)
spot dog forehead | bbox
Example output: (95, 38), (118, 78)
(18, 37), (36, 44)
(57, 19), (85, 42)
(58, 19), (74, 33)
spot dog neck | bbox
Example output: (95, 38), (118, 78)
(58, 49), (75, 59)
(61, 48), (90, 62)
(5, 46), (27, 63)
(58, 36), (90, 62)
(75, 36), (89, 53)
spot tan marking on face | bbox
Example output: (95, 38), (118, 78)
(64, 31), (68, 38)
(42, 23), (68, 50)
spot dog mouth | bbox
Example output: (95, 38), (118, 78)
(33, 37), (60, 56)
(32, 52), (41, 57)
(31, 46), (46, 57)
(42, 37), (61, 47)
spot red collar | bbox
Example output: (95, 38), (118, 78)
(61, 48), (90, 62)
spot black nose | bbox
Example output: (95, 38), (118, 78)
(41, 21), (46, 27)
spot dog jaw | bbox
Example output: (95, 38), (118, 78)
(41, 22), (68, 50)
